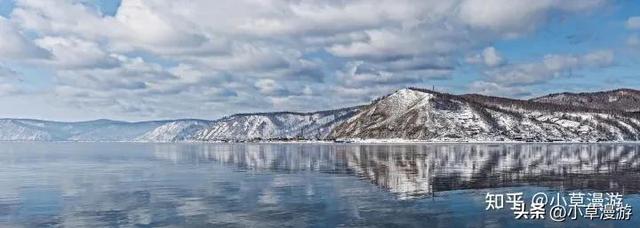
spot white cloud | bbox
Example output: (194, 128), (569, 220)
(55, 55), (173, 95)
(467, 50), (614, 98)
(0, 65), (24, 96)
(484, 50), (614, 86)
(458, 0), (606, 38)
(0, 0), (621, 119)
(468, 81), (531, 97)
(580, 50), (615, 67)
(12, 0), (217, 56)
(197, 44), (292, 72)
(0, 17), (47, 59)
(627, 16), (640, 30)
(11, 0), (113, 39)
(337, 61), (451, 89)
(34, 36), (119, 69)
(628, 34), (640, 47)
(458, 0), (550, 37)
(466, 46), (504, 67)
(108, 0), (211, 53)
(481, 47), (504, 67)
(254, 79), (284, 96)
(233, 0), (455, 37)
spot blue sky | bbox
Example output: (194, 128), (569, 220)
(0, 0), (639, 121)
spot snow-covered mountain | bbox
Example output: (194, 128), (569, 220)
(2, 87), (640, 142)
(193, 107), (360, 141)
(135, 120), (211, 142)
(330, 88), (640, 142)
(0, 119), (209, 142)
(531, 88), (640, 112)
(0, 108), (360, 142)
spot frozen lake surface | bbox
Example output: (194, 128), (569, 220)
(1, 142), (639, 227)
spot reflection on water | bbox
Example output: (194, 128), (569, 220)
(155, 143), (640, 199)
(0, 142), (639, 227)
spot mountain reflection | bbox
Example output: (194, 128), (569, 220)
(153, 144), (640, 199)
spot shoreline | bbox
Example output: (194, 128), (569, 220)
(2, 140), (640, 145)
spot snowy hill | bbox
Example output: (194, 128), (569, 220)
(194, 107), (360, 141)
(330, 88), (640, 142)
(135, 120), (211, 142)
(531, 88), (640, 112)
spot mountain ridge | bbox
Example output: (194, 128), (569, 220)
(2, 87), (640, 142)
(329, 88), (640, 142)
(530, 88), (640, 112)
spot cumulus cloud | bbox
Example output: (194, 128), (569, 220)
(485, 50), (614, 86)
(625, 17), (640, 49)
(627, 16), (640, 30)
(466, 46), (504, 67)
(629, 34), (640, 47)
(481, 47), (504, 67)
(253, 74), (328, 98)
(0, 17), (47, 59)
(11, 0), (217, 56)
(468, 50), (615, 97)
(34, 36), (120, 69)
(337, 61), (451, 89)
(0, 65), (24, 95)
(458, 0), (606, 38)
(0, 0), (621, 119)
(468, 81), (532, 97)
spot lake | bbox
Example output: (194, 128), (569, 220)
(1, 142), (639, 227)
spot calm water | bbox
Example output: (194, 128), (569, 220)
(1, 142), (640, 227)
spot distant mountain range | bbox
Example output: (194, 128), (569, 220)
(2, 88), (640, 142)
(531, 88), (640, 113)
